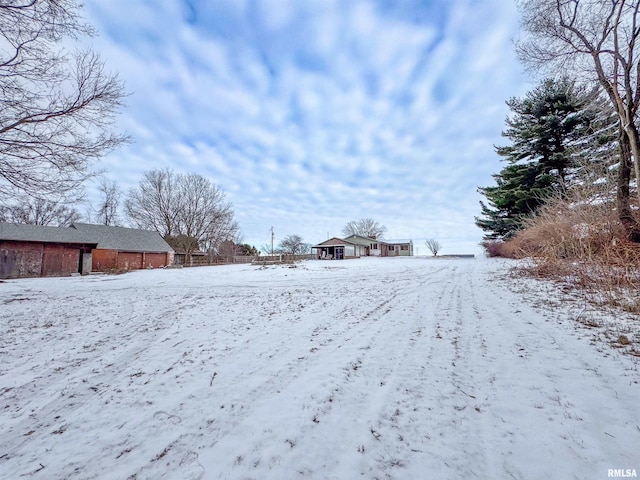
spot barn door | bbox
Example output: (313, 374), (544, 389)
(0, 249), (18, 278)
(42, 250), (63, 276)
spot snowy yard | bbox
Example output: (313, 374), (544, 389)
(1, 257), (639, 480)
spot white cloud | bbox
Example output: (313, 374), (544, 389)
(80, 0), (529, 254)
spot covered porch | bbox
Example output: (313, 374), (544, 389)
(311, 237), (364, 260)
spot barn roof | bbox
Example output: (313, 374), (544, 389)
(0, 222), (173, 253)
(0, 222), (97, 245)
(70, 223), (173, 253)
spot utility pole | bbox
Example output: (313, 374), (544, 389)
(270, 226), (274, 255)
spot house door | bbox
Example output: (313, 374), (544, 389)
(335, 247), (344, 259)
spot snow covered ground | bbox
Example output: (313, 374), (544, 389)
(1, 257), (638, 480)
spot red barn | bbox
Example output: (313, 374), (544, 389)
(0, 222), (174, 278)
(0, 223), (97, 279)
(70, 223), (174, 272)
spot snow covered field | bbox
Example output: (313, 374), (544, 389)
(1, 257), (639, 480)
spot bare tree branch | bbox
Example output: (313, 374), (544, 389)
(517, 0), (640, 240)
(342, 218), (387, 239)
(425, 239), (442, 256)
(94, 178), (120, 225)
(0, 195), (81, 226)
(278, 234), (310, 254)
(125, 169), (239, 260)
(0, 0), (129, 201)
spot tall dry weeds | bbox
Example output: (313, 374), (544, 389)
(502, 183), (640, 313)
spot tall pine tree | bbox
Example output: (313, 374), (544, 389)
(476, 163), (555, 239)
(476, 78), (606, 240)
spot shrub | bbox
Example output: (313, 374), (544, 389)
(481, 240), (518, 258)
(506, 190), (640, 313)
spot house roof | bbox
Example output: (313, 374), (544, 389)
(71, 223), (174, 253)
(344, 234), (388, 246)
(313, 237), (358, 248)
(385, 239), (413, 245)
(0, 222), (98, 246)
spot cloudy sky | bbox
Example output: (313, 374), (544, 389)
(82, 0), (531, 255)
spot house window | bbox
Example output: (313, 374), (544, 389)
(372, 243), (378, 249)
(401, 245), (408, 250)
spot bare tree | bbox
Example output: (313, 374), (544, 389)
(94, 178), (121, 225)
(516, 0), (640, 240)
(342, 218), (387, 239)
(177, 173), (238, 250)
(217, 240), (238, 259)
(0, 196), (81, 226)
(126, 169), (239, 261)
(168, 234), (200, 259)
(260, 243), (274, 255)
(425, 239), (442, 256)
(216, 237), (254, 260)
(279, 234), (310, 255)
(0, 0), (129, 201)
(199, 205), (240, 257)
(125, 169), (180, 237)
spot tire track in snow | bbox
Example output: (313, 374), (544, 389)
(446, 262), (640, 480)
(198, 271), (423, 477)
(1, 260), (638, 480)
(354, 262), (498, 479)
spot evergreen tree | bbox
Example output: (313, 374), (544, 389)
(476, 163), (554, 239)
(476, 78), (605, 240)
(238, 244), (259, 256)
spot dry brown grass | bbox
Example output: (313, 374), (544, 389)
(480, 240), (518, 258)
(497, 191), (640, 313)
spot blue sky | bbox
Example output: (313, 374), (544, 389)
(82, 0), (530, 254)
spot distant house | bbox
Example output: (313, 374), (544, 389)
(70, 223), (174, 272)
(0, 223), (97, 279)
(311, 237), (366, 260)
(385, 239), (414, 256)
(312, 235), (414, 260)
(343, 235), (390, 257)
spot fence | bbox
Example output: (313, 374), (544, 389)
(173, 253), (314, 267)
(251, 254), (314, 265)
(173, 254), (256, 267)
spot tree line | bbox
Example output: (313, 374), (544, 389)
(476, 0), (640, 244)
(0, 2), (398, 260)
(0, 1), (244, 259)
